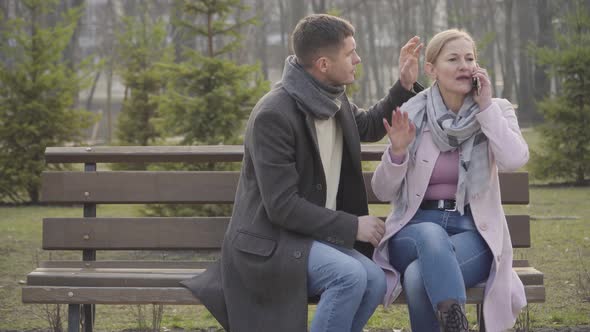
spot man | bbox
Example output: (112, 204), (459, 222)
(181, 14), (423, 332)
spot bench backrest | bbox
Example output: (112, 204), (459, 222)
(41, 145), (530, 256)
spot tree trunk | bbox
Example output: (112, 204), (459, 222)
(482, 0), (498, 95)
(311, 0), (327, 13)
(65, 0), (84, 107)
(288, 0), (306, 54)
(172, 0), (183, 62)
(256, 0), (268, 79)
(422, 0), (435, 40)
(516, 0), (536, 124)
(278, 0), (288, 57)
(104, 0), (117, 144)
(534, 0), (552, 109)
(501, 0), (516, 101)
(362, 0), (383, 98)
(85, 71), (101, 111)
(446, 0), (455, 27)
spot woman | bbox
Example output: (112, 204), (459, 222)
(371, 29), (528, 332)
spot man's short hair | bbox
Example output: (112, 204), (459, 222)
(291, 14), (355, 68)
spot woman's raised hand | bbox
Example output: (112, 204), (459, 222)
(383, 107), (416, 156)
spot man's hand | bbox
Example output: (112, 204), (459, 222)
(399, 36), (423, 91)
(357, 215), (386, 247)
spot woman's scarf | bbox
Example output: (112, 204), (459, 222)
(393, 83), (490, 216)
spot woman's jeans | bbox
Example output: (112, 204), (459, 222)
(388, 208), (493, 331)
(307, 241), (387, 332)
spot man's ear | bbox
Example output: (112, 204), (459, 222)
(315, 56), (330, 74)
(424, 62), (436, 80)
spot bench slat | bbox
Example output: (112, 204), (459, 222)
(41, 171), (528, 204)
(39, 260), (215, 269)
(40, 259), (530, 269)
(42, 215), (530, 250)
(43, 217), (228, 250)
(41, 172), (239, 204)
(44, 145), (387, 164)
(22, 286), (201, 305)
(22, 284), (546, 305)
(26, 266), (543, 288)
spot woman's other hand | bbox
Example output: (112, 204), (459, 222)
(384, 107), (416, 156)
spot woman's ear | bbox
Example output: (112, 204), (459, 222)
(424, 62), (436, 80)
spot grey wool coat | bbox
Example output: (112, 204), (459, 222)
(181, 81), (418, 332)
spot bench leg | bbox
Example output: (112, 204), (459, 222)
(476, 303), (486, 332)
(68, 304), (81, 332)
(82, 304), (94, 332)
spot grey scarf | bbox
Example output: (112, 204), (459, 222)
(280, 55), (345, 119)
(393, 83), (490, 216)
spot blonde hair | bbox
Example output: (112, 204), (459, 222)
(425, 29), (477, 64)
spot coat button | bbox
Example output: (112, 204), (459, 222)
(293, 251), (302, 259)
(479, 223), (488, 231)
(316, 184), (322, 190)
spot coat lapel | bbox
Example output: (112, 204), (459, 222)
(304, 113), (320, 154)
(337, 97), (362, 174)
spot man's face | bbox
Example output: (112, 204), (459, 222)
(323, 36), (361, 86)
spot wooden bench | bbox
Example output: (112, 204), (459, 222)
(22, 145), (545, 332)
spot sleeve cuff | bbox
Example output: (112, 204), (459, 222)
(388, 149), (406, 164)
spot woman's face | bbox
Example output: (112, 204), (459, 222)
(427, 38), (477, 98)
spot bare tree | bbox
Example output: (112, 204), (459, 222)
(533, 0), (553, 107)
(278, 0), (288, 56)
(500, 0), (516, 100)
(288, 0), (307, 54)
(256, 0), (269, 78)
(516, 0), (536, 123)
(311, 0), (327, 13)
(362, 0), (384, 97)
(482, 0), (499, 96)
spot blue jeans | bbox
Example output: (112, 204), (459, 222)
(388, 208), (493, 332)
(307, 241), (386, 332)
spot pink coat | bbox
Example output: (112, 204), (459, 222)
(371, 98), (529, 332)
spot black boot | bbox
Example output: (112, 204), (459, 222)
(436, 299), (469, 332)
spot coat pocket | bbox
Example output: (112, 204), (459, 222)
(233, 230), (277, 257)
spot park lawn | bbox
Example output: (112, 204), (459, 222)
(0, 185), (588, 331)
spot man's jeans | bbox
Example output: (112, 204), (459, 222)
(388, 208), (493, 331)
(307, 241), (386, 332)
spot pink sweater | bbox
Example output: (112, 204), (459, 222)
(389, 150), (459, 200)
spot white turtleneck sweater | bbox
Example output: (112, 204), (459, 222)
(314, 116), (343, 211)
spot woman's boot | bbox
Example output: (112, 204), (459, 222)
(436, 299), (469, 332)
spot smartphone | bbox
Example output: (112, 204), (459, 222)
(472, 76), (481, 96)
